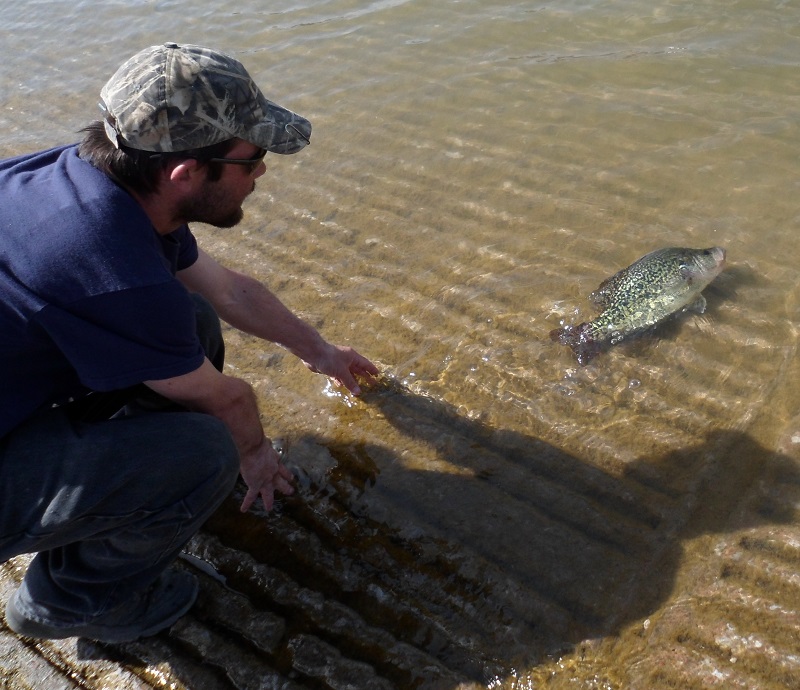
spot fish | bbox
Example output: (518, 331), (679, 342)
(550, 246), (726, 365)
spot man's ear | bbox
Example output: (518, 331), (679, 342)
(168, 159), (203, 186)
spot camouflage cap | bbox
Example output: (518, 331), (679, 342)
(99, 42), (311, 154)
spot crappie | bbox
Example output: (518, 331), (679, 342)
(550, 246), (726, 364)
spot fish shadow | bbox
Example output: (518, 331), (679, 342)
(179, 378), (799, 688)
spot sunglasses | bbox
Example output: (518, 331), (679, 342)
(208, 148), (267, 174)
(149, 147), (267, 174)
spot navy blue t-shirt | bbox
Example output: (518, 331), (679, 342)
(0, 145), (206, 438)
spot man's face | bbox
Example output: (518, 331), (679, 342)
(179, 140), (267, 228)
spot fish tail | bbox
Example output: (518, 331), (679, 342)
(549, 323), (602, 365)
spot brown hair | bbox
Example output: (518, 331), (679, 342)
(77, 121), (237, 196)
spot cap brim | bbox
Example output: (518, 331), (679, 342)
(247, 95), (312, 155)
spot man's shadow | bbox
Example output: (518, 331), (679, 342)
(181, 376), (798, 688)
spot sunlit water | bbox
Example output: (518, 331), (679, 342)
(2, 1), (799, 687)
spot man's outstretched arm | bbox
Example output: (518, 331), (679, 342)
(178, 249), (378, 395)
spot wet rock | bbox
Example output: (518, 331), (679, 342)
(288, 633), (393, 689)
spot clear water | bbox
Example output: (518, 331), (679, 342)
(2, 1), (799, 686)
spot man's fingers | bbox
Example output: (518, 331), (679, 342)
(277, 462), (295, 483)
(240, 486), (259, 513)
(338, 372), (361, 395)
(355, 354), (380, 377)
(259, 490), (275, 513)
(241, 465), (295, 513)
(274, 475), (295, 496)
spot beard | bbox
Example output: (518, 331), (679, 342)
(177, 178), (250, 228)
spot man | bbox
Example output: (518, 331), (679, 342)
(0, 43), (378, 643)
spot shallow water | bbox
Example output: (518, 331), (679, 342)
(2, 1), (800, 687)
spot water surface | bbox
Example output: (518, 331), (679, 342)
(2, 1), (799, 687)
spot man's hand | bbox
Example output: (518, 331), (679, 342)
(303, 343), (379, 396)
(239, 437), (295, 512)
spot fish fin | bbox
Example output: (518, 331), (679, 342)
(590, 275), (623, 309)
(549, 323), (604, 365)
(589, 287), (611, 309)
(687, 295), (707, 314)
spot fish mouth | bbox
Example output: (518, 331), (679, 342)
(710, 246), (726, 266)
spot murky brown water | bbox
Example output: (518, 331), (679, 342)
(2, 1), (800, 688)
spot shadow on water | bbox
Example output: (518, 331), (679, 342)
(76, 374), (799, 689)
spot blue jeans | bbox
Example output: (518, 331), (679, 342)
(0, 295), (239, 624)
